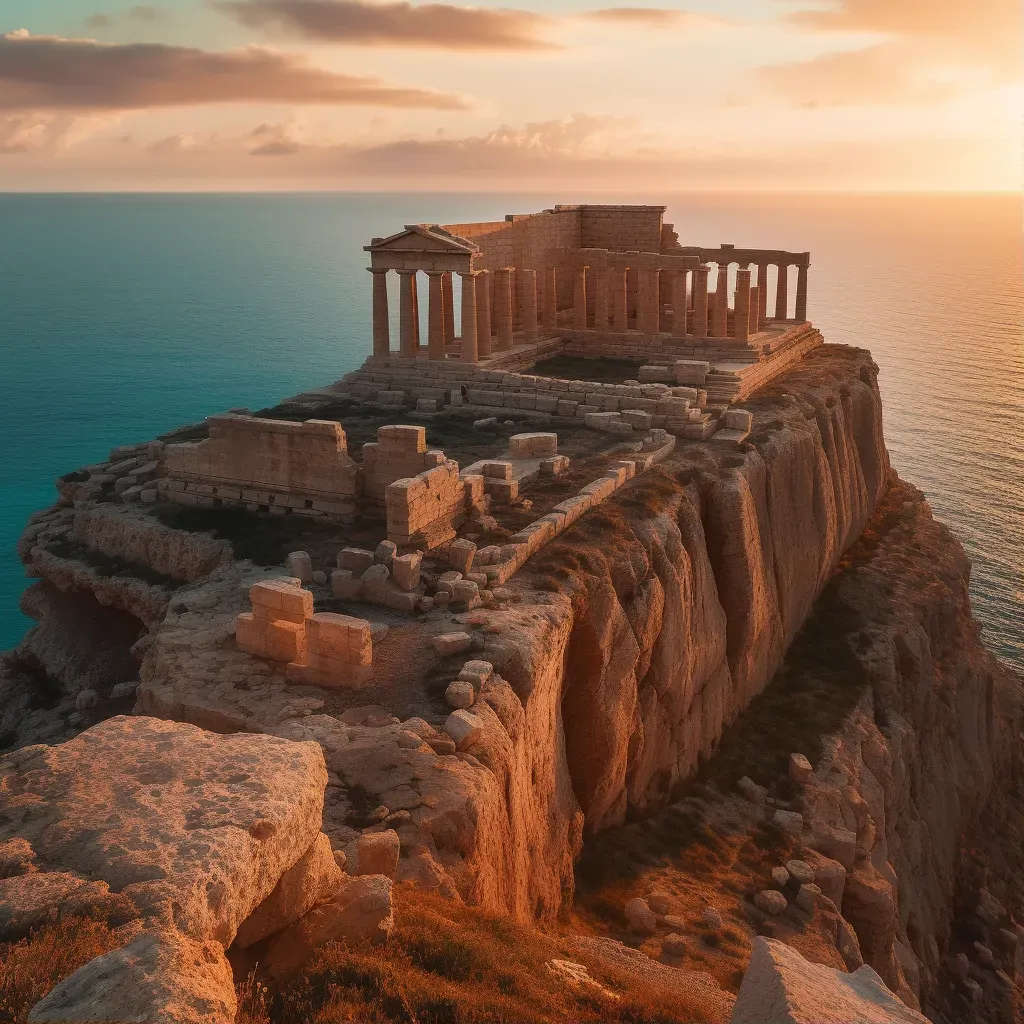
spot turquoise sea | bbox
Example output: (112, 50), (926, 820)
(1, 193), (1021, 669)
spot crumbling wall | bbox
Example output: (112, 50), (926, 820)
(362, 425), (447, 503)
(161, 414), (359, 517)
(385, 460), (468, 548)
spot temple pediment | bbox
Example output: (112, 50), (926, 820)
(366, 225), (479, 256)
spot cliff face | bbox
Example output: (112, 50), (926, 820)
(485, 347), (889, 840)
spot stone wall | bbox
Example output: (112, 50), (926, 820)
(161, 415), (359, 518)
(362, 425), (448, 503)
(579, 205), (664, 253)
(385, 460), (471, 548)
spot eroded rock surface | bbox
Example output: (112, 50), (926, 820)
(730, 937), (928, 1023)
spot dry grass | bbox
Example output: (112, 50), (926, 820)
(252, 885), (722, 1024)
(0, 917), (124, 1022)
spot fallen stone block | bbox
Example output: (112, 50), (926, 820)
(331, 570), (363, 600)
(446, 680), (475, 709)
(286, 551), (313, 583)
(444, 709), (483, 749)
(508, 432), (558, 458)
(431, 632), (473, 656)
(448, 539), (477, 574)
(338, 548), (375, 574)
(374, 541), (397, 568)
(540, 455), (570, 476)
(391, 552), (422, 592)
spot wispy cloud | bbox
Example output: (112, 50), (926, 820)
(760, 0), (1021, 106)
(212, 0), (558, 50)
(0, 31), (468, 110)
(582, 8), (684, 26)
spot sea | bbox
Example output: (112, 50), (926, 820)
(0, 193), (1021, 669)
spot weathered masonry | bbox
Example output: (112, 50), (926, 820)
(364, 204), (812, 371)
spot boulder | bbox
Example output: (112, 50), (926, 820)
(663, 933), (687, 957)
(444, 710), (484, 749)
(796, 883), (821, 912)
(0, 872), (117, 940)
(0, 717), (327, 947)
(754, 890), (788, 916)
(773, 810), (804, 835)
(624, 897), (658, 934)
(445, 680), (475, 710)
(788, 753), (813, 783)
(355, 830), (401, 880)
(432, 632), (473, 656)
(771, 867), (791, 889)
(234, 833), (342, 948)
(802, 850), (847, 907)
(28, 928), (236, 1024)
(264, 874), (394, 979)
(647, 890), (672, 916)
(730, 937), (928, 1024)
(812, 823), (857, 871)
(703, 906), (724, 931)
(786, 860), (815, 886)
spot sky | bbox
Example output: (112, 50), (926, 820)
(0, 0), (1020, 190)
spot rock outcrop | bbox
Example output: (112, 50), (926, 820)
(730, 937), (928, 1023)
(0, 716), (356, 1022)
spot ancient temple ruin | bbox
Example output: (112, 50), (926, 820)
(363, 204), (814, 395)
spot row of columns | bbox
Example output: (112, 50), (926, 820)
(571, 261), (807, 341)
(369, 266), (544, 363)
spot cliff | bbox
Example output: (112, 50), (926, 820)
(3, 344), (1020, 1023)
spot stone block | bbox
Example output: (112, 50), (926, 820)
(391, 552), (422, 591)
(286, 551), (313, 583)
(481, 462), (513, 481)
(724, 408), (754, 432)
(331, 571), (364, 601)
(444, 709), (483, 749)
(451, 580), (480, 604)
(508, 432), (558, 458)
(250, 578), (313, 624)
(458, 660), (493, 686)
(540, 455), (570, 476)
(788, 752), (813, 783)
(448, 539), (477, 574)
(375, 541), (398, 568)
(621, 409), (653, 429)
(431, 632), (473, 656)
(445, 680), (475, 709)
(338, 548), (375, 574)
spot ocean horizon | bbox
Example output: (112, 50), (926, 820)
(1, 191), (1021, 669)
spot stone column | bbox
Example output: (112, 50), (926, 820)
(795, 264), (809, 321)
(397, 269), (419, 358)
(368, 267), (390, 358)
(593, 269), (609, 331)
(426, 271), (446, 360)
(692, 265), (710, 338)
(710, 264), (729, 338)
(573, 266), (589, 330)
(494, 268), (515, 351)
(459, 270), (479, 363)
(637, 269), (660, 334)
(749, 285), (760, 335)
(734, 268), (752, 342)
(441, 272), (456, 349)
(671, 271), (688, 338)
(520, 269), (539, 342)
(541, 268), (558, 328)
(475, 269), (492, 360)
(756, 263), (769, 330)
(775, 263), (789, 320)
(610, 268), (628, 332)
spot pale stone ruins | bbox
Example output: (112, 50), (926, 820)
(146, 203), (826, 686)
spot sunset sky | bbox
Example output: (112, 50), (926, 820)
(0, 0), (1019, 190)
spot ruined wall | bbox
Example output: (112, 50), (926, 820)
(362, 425), (448, 503)
(162, 415), (359, 516)
(579, 205), (665, 253)
(385, 460), (467, 548)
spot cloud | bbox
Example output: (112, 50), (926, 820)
(212, 0), (557, 50)
(760, 0), (1021, 107)
(583, 8), (683, 26)
(0, 31), (468, 110)
(85, 5), (166, 28)
(0, 110), (120, 153)
(759, 42), (962, 107)
(790, 0), (1020, 76)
